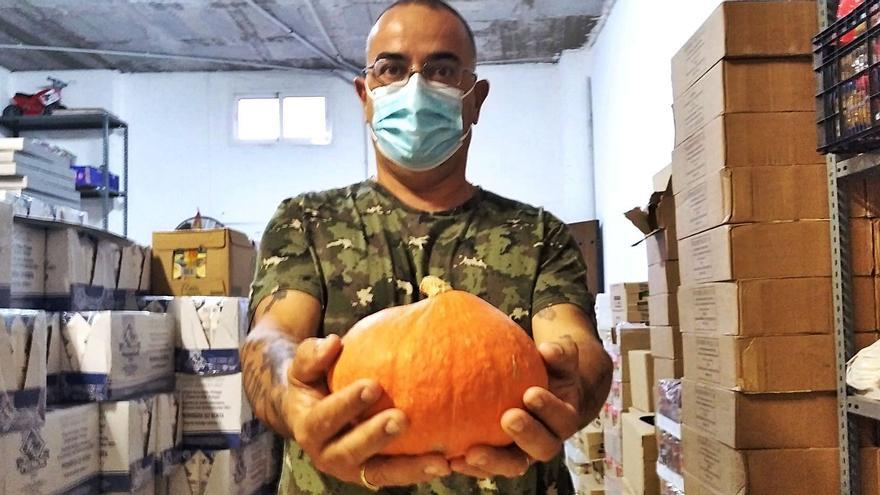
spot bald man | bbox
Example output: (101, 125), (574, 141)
(241, 1), (612, 493)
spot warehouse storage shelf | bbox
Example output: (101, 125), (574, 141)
(848, 395), (880, 421)
(14, 213), (132, 246)
(0, 110), (129, 235)
(78, 188), (126, 199)
(821, 1), (880, 493)
(836, 152), (880, 177)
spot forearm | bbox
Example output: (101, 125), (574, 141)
(576, 340), (612, 422)
(241, 326), (298, 438)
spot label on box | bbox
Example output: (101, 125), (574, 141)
(679, 181), (711, 236)
(684, 234), (714, 283)
(11, 225), (45, 298)
(690, 383), (720, 435)
(690, 433), (725, 489)
(690, 335), (722, 384)
(173, 249), (207, 279)
(0, 403), (101, 494)
(177, 373), (256, 449)
(674, 129), (709, 189)
(687, 286), (720, 333)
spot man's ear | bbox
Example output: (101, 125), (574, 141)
(355, 76), (368, 104)
(472, 80), (490, 125)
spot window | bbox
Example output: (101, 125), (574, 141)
(235, 95), (331, 145)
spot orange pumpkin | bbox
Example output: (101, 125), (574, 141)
(328, 276), (549, 458)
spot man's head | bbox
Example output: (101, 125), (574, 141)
(355, 0), (490, 181)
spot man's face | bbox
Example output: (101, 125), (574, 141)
(355, 4), (489, 133)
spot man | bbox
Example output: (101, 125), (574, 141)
(241, 1), (612, 493)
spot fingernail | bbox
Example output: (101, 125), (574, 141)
(529, 395), (544, 410)
(361, 385), (379, 403)
(424, 465), (445, 476)
(508, 418), (525, 433)
(469, 455), (488, 467)
(385, 419), (401, 435)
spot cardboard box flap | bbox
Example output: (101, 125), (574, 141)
(152, 229), (230, 251)
(228, 229), (253, 248)
(653, 164), (673, 194)
(626, 191), (676, 244)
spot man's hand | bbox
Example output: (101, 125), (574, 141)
(284, 334), (452, 488)
(451, 304), (612, 479)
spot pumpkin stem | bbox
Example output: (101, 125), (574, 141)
(420, 276), (453, 298)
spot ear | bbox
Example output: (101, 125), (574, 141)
(471, 80), (490, 125)
(354, 76), (368, 104)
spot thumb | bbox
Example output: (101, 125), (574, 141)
(290, 334), (342, 384)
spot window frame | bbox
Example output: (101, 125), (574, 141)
(232, 92), (333, 146)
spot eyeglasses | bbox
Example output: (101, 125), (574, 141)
(364, 58), (477, 88)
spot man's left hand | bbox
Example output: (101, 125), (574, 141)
(451, 339), (588, 478)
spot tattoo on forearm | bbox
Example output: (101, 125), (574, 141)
(241, 332), (297, 437)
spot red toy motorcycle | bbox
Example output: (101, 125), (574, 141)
(2, 77), (69, 117)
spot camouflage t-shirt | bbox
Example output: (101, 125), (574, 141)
(250, 180), (594, 495)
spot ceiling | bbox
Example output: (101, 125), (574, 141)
(0, 0), (611, 73)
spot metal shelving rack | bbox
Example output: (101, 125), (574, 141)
(819, 3), (880, 493)
(0, 110), (129, 235)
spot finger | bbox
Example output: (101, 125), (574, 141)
(538, 340), (579, 377)
(300, 379), (383, 447)
(523, 387), (581, 439)
(450, 457), (495, 479)
(323, 409), (409, 466)
(464, 445), (530, 478)
(501, 408), (562, 462)
(367, 454), (451, 487)
(291, 335), (342, 384)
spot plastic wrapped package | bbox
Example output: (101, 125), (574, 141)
(656, 378), (682, 422)
(660, 478), (685, 495)
(657, 430), (683, 474)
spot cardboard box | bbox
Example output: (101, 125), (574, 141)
(678, 279), (833, 336)
(155, 392), (184, 477)
(139, 247), (152, 293)
(646, 229), (678, 266)
(856, 276), (878, 332)
(152, 228), (256, 297)
(628, 351), (654, 412)
(609, 379), (633, 411)
(621, 411), (658, 495)
(0, 310), (47, 433)
(681, 380), (837, 449)
(853, 218), (876, 276)
(99, 396), (159, 493)
(671, 1), (816, 98)
(671, 113), (824, 193)
(569, 420), (604, 462)
(568, 220), (604, 296)
(0, 403), (101, 494)
(61, 311), (175, 402)
(45, 312), (62, 405)
(647, 293), (678, 327)
(650, 326), (682, 360)
(864, 448), (880, 495)
(653, 357), (683, 380)
(164, 431), (274, 495)
(682, 425), (839, 495)
(43, 228), (121, 312)
(93, 239), (122, 291)
(139, 296), (247, 375)
(603, 422), (622, 466)
(118, 244), (147, 291)
(673, 59), (813, 145)
(606, 324), (651, 382)
(675, 164), (828, 240)
(10, 222), (46, 307)
(682, 332), (835, 393)
(647, 260), (679, 296)
(678, 221), (831, 285)
(610, 283), (650, 325)
(176, 372), (261, 449)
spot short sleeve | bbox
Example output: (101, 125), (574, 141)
(532, 214), (596, 325)
(248, 197), (324, 323)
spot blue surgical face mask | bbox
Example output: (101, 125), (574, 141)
(367, 74), (474, 172)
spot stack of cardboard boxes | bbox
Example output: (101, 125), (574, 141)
(669, 2), (878, 493)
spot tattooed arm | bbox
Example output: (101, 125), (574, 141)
(242, 289), (322, 437)
(452, 303), (612, 479)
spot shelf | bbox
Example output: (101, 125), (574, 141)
(78, 188), (125, 199)
(13, 214), (131, 245)
(836, 152), (880, 178)
(0, 111), (127, 132)
(847, 395), (880, 421)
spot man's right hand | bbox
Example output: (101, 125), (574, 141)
(284, 334), (452, 488)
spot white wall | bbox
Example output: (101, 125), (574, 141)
(9, 64), (598, 245)
(584, 0), (725, 289)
